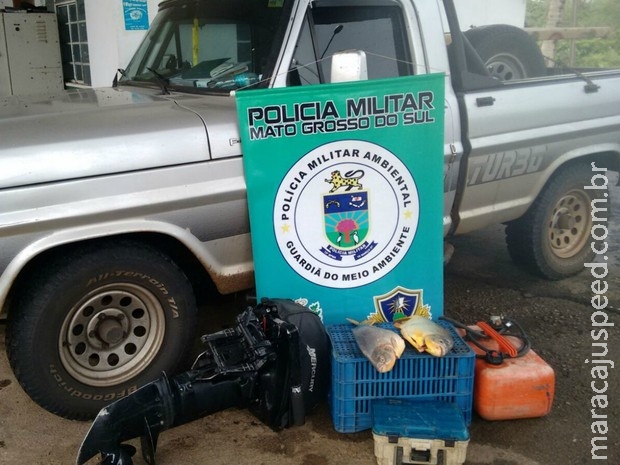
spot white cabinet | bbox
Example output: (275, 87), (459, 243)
(0, 11), (63, 96)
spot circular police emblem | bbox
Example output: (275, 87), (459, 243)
(274, 140), (419, 288)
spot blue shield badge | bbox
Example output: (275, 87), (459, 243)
(371, 287), (431, 322)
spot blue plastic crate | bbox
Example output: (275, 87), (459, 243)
(327, 321), (474, 433)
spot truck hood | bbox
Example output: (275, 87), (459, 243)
(0, 87), (212, 189)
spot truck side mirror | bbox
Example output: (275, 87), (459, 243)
(330, 50), (368, 83)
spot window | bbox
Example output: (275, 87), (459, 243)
(55, 0), (90, 85)
(290, 5), (413, 86)
(121, 0), (288, 92)
(445, 0), (620, 88)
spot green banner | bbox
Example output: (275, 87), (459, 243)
(236, 75), (444, 325)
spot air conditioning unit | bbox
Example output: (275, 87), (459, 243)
(0, 10), (64, 96)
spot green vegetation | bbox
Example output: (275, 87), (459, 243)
(526, 0), (620, 69)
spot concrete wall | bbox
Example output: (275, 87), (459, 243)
(84, 0), (159, 87)
(455, 0), (527, 29)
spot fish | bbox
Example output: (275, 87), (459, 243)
(393, 316), (454, 357)
(347, 319), (406, 373)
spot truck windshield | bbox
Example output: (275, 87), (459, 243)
(121, 0), (289, 92)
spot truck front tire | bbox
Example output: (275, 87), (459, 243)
(505, 164), (602, 280)
(7, 241), (197, 420)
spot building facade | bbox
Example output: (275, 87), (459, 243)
(48, 0), (158, 87)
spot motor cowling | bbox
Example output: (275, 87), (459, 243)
(248, 298), (331, 429)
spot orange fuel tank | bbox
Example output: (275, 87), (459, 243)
(460, 326), (555, 421)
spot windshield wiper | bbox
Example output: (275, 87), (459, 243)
(147, 67), (170, 95)
(544, 56), (600, 93)
(112, 68), (129, 87)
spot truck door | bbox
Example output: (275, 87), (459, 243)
(444, 0), (617, 237)
(273, 0), (463, 236)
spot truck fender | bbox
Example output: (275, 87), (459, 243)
(532, 143), (620, 204)
(0, 220), (253, 314)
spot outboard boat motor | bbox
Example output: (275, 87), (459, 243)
(76, 298), (331, 465)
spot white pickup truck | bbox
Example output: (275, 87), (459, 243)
(1, 0), (618, 420)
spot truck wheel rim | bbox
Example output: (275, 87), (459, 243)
(547, 189), (592, 259)
(59, 283), (165, 387)
(485, 53), (526, 81)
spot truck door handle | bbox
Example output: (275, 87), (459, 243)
(476, 96), (495, 107)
